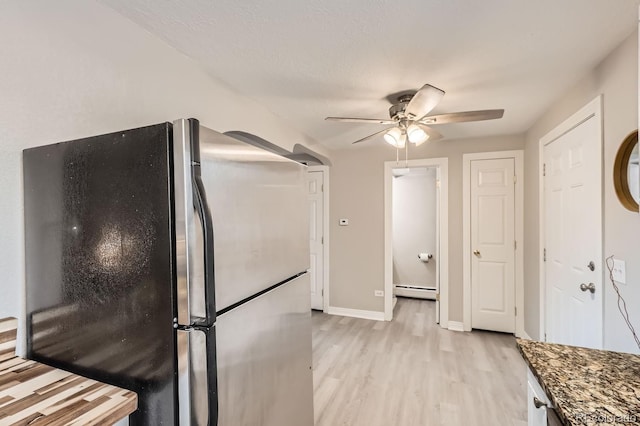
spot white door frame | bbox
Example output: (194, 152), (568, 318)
(384, 158), (449, 327)
(307, 165), (330, 313)
(463, 150), (524, 336)
(538, 96), (603, 343)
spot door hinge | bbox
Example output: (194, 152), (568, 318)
(514, 240), (517, 250)
(435, 293), (440, 301)
(543, 248), (546, 262)
(543, 163), (546, 177)
(513, 174), (517, 184)
(321, 184), (324, 192)
(515, 306), (517, 316)
(321, 236), (324, 245)
(321, 289), (324, 296)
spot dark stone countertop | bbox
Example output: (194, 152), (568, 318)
(517, 338), (640, 425)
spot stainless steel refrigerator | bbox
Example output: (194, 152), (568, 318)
(23, 119), (314, 425)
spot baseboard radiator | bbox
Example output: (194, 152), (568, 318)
(394, 284), (436, 300)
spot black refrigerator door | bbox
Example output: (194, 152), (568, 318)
(24, 123), (178, 425)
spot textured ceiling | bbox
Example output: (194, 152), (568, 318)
(100, 0), (640, 149)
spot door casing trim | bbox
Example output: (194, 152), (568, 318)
(462, 150), (524, 336)
(308, 165), (330, 313)
(538, 95), (603, 345)
(384, 157), (449, 326)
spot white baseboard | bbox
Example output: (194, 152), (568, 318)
(448, 321), (464, 332)
(327, 306), (385, 321)
(519, 331), (532, 340)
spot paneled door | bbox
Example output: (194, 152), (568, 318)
(543, 115), (602, 349)
(471, 158), (516, 333)
(308, 171), (324, 310)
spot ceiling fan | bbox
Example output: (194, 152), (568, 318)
(325, 84), (504, 147)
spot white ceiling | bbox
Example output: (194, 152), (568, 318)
(100, 0), (640, 150)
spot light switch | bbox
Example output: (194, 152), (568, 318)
(612, 258), (626, 284)
(339, 218), (349, 226)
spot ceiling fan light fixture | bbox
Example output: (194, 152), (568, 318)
(407, 124), (429, 145)
(326, 83), (505, 146)
(384, 127), (405, 148)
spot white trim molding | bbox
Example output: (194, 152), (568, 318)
(538, 95), (603, 345)
(448, 321), (464, 332)
(327, 306), (385, 321)
(307, 165), (330, 313)
(462, 150), (525, 336)
(384, 157), (449, 328)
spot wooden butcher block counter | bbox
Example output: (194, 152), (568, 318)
(0, 317), (137, 425)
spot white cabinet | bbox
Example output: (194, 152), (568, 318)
(527, 368), (553, 426)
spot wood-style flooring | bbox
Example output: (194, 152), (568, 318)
(312, 297), (527, 426)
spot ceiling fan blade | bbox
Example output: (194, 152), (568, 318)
(405, 84), (445, 120)
(418, 124), (443, 141)
(325, 117), (396, 125)
(420, 109), (504, 125)
(352, 128), (393, 144)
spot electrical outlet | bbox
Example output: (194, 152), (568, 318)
(612, 258), (626, 284)
(374, 290), (384, 297)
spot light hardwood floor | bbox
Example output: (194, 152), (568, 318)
(312, 297), (528, 426)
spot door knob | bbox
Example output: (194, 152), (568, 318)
(533, 396), (547, 409)
(587, 261), (595, 271)
(473, 250), (481, 256)
(580, 283), (596, 293)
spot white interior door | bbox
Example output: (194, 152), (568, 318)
(308, 171), (324, 310)
(544, 116), (602, 348)
(471, 158), (516, 333)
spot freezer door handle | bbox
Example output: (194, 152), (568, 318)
(177, 327), (218, 426)
(189, 119), (216, 325)
(174, 119), (216, 327)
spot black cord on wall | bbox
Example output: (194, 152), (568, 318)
(605, 255), (640, 351)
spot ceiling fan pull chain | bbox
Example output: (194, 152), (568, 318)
(404, 137), (409, 167)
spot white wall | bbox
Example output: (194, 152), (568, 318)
(523, 30), (640, 353)
(392, 168), (437, 287)
(0, 0), (328, 351)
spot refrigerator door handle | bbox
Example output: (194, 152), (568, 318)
(174, 119), (215, 327)
(189, 119), (216, 326)
(177, 327), (218, 426)
(174, 119), (197, 325)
